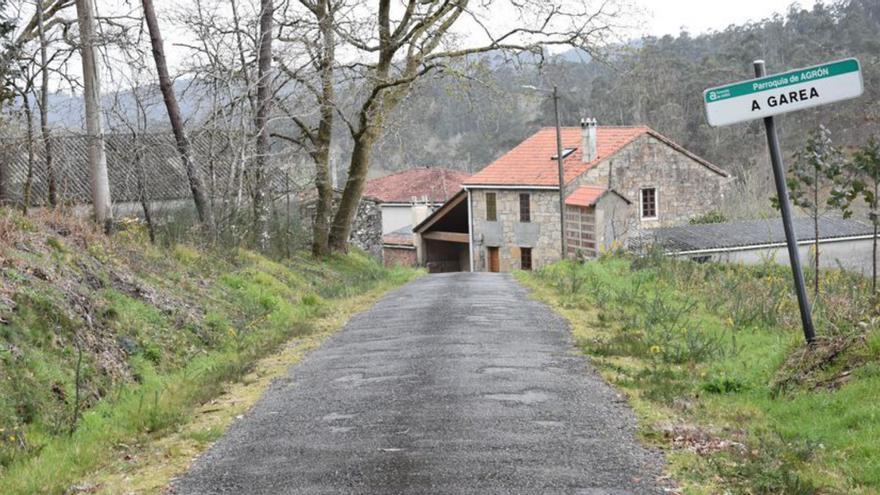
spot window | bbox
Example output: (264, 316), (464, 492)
(486, 192), (497, 221)
(519, 193), (531, 223)
(640, 187), (657, 219)
(520, 247), (532, 271)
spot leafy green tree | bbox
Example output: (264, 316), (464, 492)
(777, 125), (843, 298)
(833, 137), (880, 293)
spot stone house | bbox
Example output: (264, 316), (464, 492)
(413, 121), (732, 272)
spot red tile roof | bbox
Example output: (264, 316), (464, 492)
(464, 126), (727, 187)
(464, 126), (648, 187)
(382, 233), (414, 246)
(364, 167), (471, 204)
(565, 185), (608, 207)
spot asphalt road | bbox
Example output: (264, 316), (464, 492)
(173, 273), (665, 494)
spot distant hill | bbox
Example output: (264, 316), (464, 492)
(373, 0), (880, 179)
(27, 0), (880, 184)
(31, 79), (213, 130)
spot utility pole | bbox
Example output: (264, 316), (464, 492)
(523, 84), (567, 260)
(552, 86), (567, 260)
(754, 60), (816, 344)
(75, 0), (112, 232)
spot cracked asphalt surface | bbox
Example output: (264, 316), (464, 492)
(173, 273), (665, 494)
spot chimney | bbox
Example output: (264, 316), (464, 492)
(411, 196), (430, 227)
(580, 117), (597, 163)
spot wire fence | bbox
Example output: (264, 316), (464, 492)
(0, 129), (311, 207)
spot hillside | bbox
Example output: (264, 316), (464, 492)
(375, 0), (880, 180)
(0, 208), (415, 493)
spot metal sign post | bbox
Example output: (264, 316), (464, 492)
(703, 58), (864, 345)
(753, 60), (816, 344)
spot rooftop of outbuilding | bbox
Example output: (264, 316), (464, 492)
(644, 216), (875, 253)
(364, 167), (471, 204)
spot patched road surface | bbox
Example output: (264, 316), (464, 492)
(174, 273), (665, 494)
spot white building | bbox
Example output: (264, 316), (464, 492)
(362, 167), (471, 266)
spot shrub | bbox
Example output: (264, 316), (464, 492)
(689, 210), (727, 224)
(701, 374), (747, 394)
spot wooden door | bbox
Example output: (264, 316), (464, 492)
(488, 247), (500, 273)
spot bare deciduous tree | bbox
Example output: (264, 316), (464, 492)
(252, 0), (274, 250)
(141, 0), (214, 230)
(275, 0), (337, 257)
(322, 0), (626, 252)
(36, 0), (57, 207)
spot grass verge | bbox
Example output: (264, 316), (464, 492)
(87, 279), (403, 494)
(517, 254), (879, 494)
(0, 208), (419, 494)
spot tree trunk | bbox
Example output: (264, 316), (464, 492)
(311, 0), (334, 258)
(813, 213), (819, 298)
(252, 0), (274, 251)
(134, 140), (156, 243)
(230, 0), (255, 112)
(0, 152), (6, 204)
(873, 221), (877, 294)
(132, 96), (156, 244)
(22, 96), (35, 215)
(311, 137), (332, 257)
(75, 0), (112, 232)
(328, 129), (375, 252)
(142, 0), (214, 230)
(37, 0), (56, 207)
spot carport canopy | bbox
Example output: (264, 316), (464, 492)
(413, 189), (469, 241)
(413, 189), (471, 272)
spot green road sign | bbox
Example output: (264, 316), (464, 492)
(704, 58), (863, 126)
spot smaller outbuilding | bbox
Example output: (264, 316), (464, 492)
(564, 185), (631, 258)
(641, 216), (877, 274)
(364, 167), (472, 235)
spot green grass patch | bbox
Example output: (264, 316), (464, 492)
(0, 208), (419, 493)
(519, 254), (880, 494)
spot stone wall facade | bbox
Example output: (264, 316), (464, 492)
(595, 192), (635, 252)
(350, 199), (383, 259)
(300, 194), (383, 260)
(470, 189), (562, 271)
(576, 134), (732, 231)
(468, 134), (730, 271)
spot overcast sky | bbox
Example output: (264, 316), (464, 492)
(35, 0), (807, 93)
(634, 0), (801, 37)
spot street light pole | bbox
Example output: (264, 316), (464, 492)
(552, 86), (567, 260)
